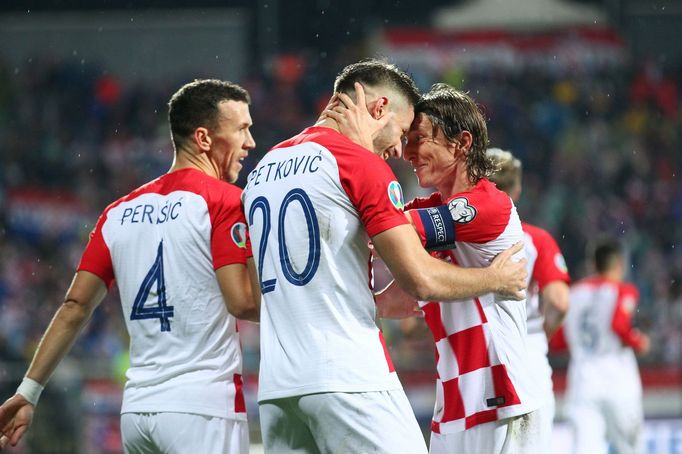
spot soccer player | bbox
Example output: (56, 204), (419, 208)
(487, 147), (571, 452)
(0, 79), (260, 454)
(399, 84), (543, 453)
(242, 60), (528, 453)
(553, 239), (650, 454)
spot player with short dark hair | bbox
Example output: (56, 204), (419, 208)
(0, 79), (259, 454)
(553, 238), (649, 454)
(243, 60), (528, 453)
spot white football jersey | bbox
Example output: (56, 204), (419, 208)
(562, 278), (644, 397)
(243, 126), (409, 402)
(78, 168), (248, 419)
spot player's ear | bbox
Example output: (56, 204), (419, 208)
(194, 127), (212, 153)
(368, 97), (389, 120)
(452, 131), (473, 157)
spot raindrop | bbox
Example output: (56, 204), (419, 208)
(81, 59), (85, 65)
(315, 34), (319, 38)
(264, 3), (269, 8)
(72, 50), (78, 56)
(14, 68), (19, 74)
(130, 17), (134, 22)
(321, 10), (325, 14)
(28, 57), (32, 63)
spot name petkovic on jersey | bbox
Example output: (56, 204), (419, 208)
(117, 198), (183, 225)
(245, 151), (322, 191)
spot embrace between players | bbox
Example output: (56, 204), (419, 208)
(1, 59), (575, 454)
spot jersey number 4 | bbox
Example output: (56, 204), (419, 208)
(130, 241), (174, 332)
(248, 188), (321, 294)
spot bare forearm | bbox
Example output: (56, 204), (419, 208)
(26, 301), (95, 385)
(414, 260), (500, 301)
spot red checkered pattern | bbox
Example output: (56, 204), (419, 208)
(408, 180), (542, 434)
(423, 298), (522, 434)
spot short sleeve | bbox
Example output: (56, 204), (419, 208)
(77, 210), (115, 288)
(336, 145), (409, 237)
(210, 189), (250, 269)
(528, 226), (570, 289)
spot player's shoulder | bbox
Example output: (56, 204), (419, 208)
(446, 178), (511, 212)
(620, 281), (640, 298)
(105, 169), (240, 214)
(522, 222), (559, 246)
(280, 126), (387, 166)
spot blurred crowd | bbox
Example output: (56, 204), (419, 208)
(0, 50), (680, 383)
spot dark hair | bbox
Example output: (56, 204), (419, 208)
(416, 83), (492, 183)
(593, 238), (623, 274)
(168, 79), (250, 150)
(333, 59), (420, 107)
(487, 148), (522, 194)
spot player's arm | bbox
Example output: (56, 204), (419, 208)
(216, 258), (260, 323)
(541, 281), (570, 339)
(0, 271), (107, 450)
(372, 224), (527, 302)
(611, 285), (650, 354)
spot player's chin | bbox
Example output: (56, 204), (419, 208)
(227, 163), (242, 183)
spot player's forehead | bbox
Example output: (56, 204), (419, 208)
(216, 99), (252, 126)
(409, 112), (434, 135)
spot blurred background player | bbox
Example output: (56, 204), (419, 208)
(401, 84), (542, 454)
(243, 59), (528, 454)
(552, 238), (650, 454)
(0, 79), (260, 453)
(487, 147), (571, 453)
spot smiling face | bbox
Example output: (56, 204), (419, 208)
(403, 113), (458, 190)
(208, 100), (255, 183)
(373, 102), (414, 160)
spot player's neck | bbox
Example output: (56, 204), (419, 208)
(169, 148), (221, 180)
(598, 269), (622, 282)
(313, 117), (341, 133)
(438, 166), (473, 198)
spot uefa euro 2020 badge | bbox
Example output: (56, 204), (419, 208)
(231, 222), (247, 248)
(447, 197), (477, 224)
(387, 181), (404, 210)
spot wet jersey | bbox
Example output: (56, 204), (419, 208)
(78, 168), (249, 419)
(242, 127), (410, 402)
(407, 179), (542, 434)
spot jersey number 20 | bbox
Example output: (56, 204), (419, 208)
(248, 188), (321, 294)
(130, 241), (174, 332)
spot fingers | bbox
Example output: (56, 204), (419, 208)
(336, 91), (355, 109)
(9, 425), (26, 447)
(0, 434), (7, 450)
(497, 241), (524, 262)
(353, 81), (366, 107)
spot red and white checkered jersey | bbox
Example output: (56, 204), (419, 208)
(242, 127), (409, 402)
(78, 168), (248, 419)
(406, 179), (542, 434)
(559, 277), (645, 397)
(521, 223), (570, 401)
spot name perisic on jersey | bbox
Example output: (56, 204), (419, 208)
(245, 150), (322, 191)
(119, 198), (183, 225)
